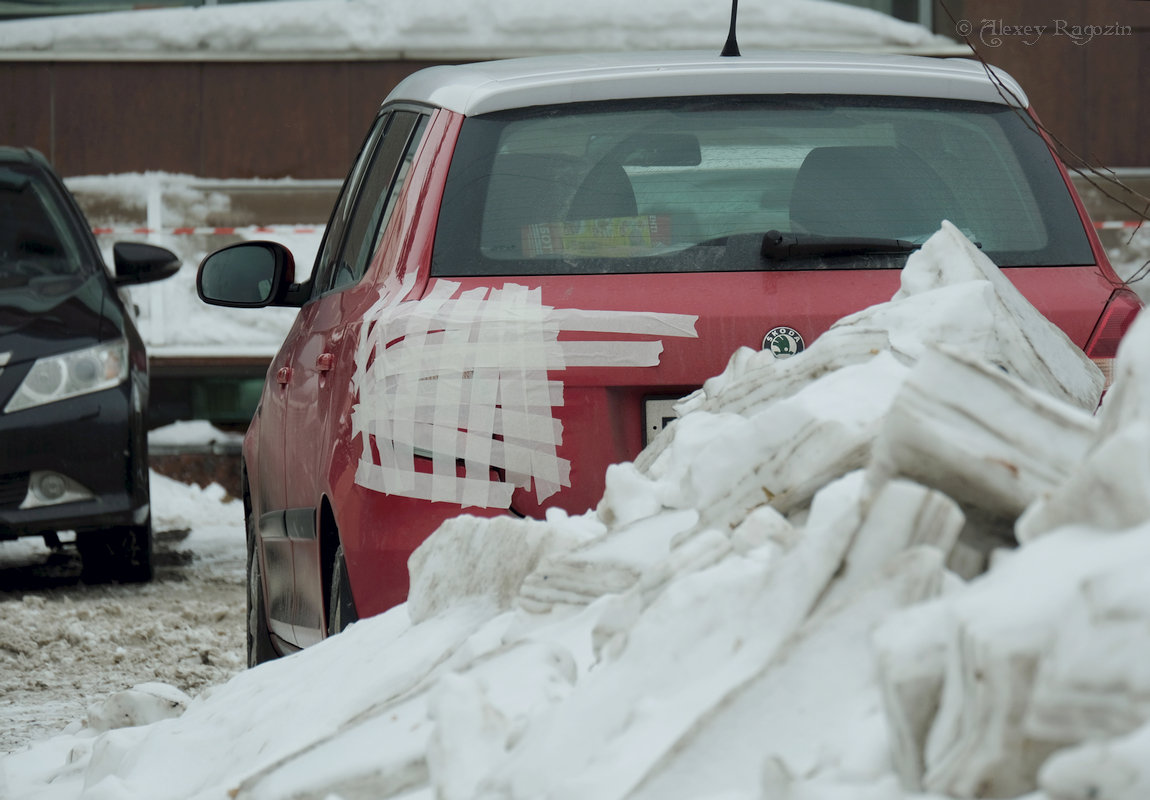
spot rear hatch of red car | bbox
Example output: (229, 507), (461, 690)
(429, 95), (1138, 517)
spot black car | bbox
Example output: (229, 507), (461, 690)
(0, 147), (179, 583)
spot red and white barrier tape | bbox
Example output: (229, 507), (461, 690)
(92, 225), (322, 236)
(1095, 220), (1144, 230)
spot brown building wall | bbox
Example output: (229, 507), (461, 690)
(932, 0), (1150, 168)
(2, 59), (440, 178)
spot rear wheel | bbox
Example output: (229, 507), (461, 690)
(78, 519), (153, 584)
(327, 544), (358, 637)
(246, 504), (278, 667)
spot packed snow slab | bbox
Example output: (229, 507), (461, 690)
(3, 225), (1149, 800)
(1018, 307), (1150, 541)
(872, 345), (1097, 520)
(0, 0), (957, 58)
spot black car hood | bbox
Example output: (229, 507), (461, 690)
(0, 273), (112, 363)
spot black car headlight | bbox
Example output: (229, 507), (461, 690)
(4, 339), (129, 413)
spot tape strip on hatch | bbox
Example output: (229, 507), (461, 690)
(351, 280), (698, 509)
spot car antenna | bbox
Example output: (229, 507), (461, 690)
(721, 0), (741, 56)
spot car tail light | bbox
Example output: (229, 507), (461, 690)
(1085, 289), (1143, 388)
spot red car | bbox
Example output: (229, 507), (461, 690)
(197, 51), (1140, 665)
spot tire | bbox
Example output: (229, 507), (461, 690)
(78, 378), (155, 585)
(78, 518), (154, 584)
(327, 544), (358, 637)
(246, 509), (278, 667)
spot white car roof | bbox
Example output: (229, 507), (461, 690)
(383, 51), (1028, 116)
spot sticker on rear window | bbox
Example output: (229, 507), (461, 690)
(521, 215), (671, 258)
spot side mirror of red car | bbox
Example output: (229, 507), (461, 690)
(197, 240), (303, 308)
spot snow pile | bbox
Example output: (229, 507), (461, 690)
(148, 420), (244, 450)
(84, 684), (192, 734)
(0, 0), (957, 58)
(4, 221), (1150, 800)
(149, 469), (242, 534)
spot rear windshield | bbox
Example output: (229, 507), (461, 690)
(0, 163), (88, 288)
(431, 95), (1094, 276)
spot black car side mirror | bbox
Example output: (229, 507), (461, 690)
(197, 240), (302, 308)
(112, 242), (181, 286)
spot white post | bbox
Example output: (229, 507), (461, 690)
(145, 180), (166, 347)
(918, 0), (932, 30)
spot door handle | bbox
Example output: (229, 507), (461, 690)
(316, 352), (335, 373)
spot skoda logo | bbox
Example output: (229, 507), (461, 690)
(763, 326), (805, 359)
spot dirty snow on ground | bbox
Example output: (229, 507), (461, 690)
(0, 472), (246, 756)
(0, 0), (958, 58)
(4, 221), (1150, 800)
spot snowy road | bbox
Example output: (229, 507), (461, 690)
(0, 475), (246, 754)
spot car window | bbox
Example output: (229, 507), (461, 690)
(0, 164), (86, 286)
(320, 111), (428, 295)
(431, 96), (1094, 275)
(310, 113), (392, 296)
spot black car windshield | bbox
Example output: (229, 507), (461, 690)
(0, 164), (88, 290)
(431, 95), (1094, 276)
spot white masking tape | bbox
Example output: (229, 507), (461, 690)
(352, 280), (698, 509)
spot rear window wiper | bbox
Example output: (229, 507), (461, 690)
(760, 230), (921, 261)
